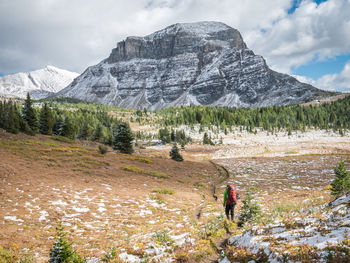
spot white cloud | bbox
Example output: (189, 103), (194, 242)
(295, 61), (350, 92)
(0, 0), (291, 74)
(314, 61), (350, 91)
(250, 0), (350, 74)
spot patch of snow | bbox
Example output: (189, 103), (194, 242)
(119, 252), (141, 263)
(39, 210), (49, 222)
(72, 206), (89, 213)
(50, 200), (68, 206)
(4, 216), (24, 222)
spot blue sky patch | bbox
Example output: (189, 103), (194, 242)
(292, 53), (350, 79)
(288, 0), (328, 14)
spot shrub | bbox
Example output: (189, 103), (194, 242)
(0, 246), (34, 263)
(121, 165), (169, 178)
(49, 224), (85, 263)
(330, 161), (350, 197)
(98, 144), (108, 154)
(153, 230), (174, 246)
(170, 144), (183, 162)
(101, 247), (117, 263)
(238, 187), (262, 226)
(152, 188), (174, 195)
(127, 155), (153, 164)
(51, 135), (74, 144)
(150, 193), (164, 204)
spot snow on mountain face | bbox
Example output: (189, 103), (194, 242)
(0, 66), (79, 99)
(57, 21), (325, 109)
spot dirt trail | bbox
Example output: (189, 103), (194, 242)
(196, 161), (230, 219)
(194, 161), (233, 262)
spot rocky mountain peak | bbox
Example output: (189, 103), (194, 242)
(58, 21), (325, 110)
(107, 21), (247, 63)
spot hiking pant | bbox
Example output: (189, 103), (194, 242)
(225, 203), (235, 221)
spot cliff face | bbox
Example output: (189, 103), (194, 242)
(57, 21), (324, 109)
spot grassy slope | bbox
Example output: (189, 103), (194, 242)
(0, 129), (221, 261)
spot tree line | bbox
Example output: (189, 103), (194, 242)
(157, 96), (350, 134)
(0, 94), (134, 153)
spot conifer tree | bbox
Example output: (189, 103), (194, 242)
(6, 102), (20, 134)
(22, 93), (39, 134)
(60, 116), (76, 139)
(39, 103), (54, 135)
(170, 144), (183, 162)
(203, 132), (214, 145)
(53, 116), (63, 135)
(159, 128), (171, 144)
(78, 122), (92, 140)
(238, 187), (262, 226)
(0, 101), (4, 129)
(113, 122), (134, 154)
(49, 224), (85, 263)
(330, 161), (350, 197)
(171, 129), (175, 142)
(92, 124), (103, 142)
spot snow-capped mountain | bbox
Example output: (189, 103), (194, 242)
(57, 21), (325, 109)
(0, 66), (79, 99)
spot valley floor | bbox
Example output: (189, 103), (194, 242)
(0, 129), (349, 262)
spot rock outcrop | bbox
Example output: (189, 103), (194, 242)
(57, 21), (325, 109)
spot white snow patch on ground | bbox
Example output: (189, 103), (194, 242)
(39, 210), (49, 222)
(72, 206), (89, 213)
(4, 216), (24, 222)
(50, 200), (68, 206)
(119, 252), (141, 263)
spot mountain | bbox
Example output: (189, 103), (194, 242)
(0, 66), (79, 99)
(57, 21), (325, 109)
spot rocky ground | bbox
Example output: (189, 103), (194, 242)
(220, 192), (350, 263)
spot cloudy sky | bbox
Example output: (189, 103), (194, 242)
(0, 0), (349, 91)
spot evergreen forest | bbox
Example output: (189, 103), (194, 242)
(0, 94), (349, 146)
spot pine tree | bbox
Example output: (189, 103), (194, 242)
(78, 122), (91, 140)
(203, 132), (214, 145)
(91, 124), (104, 142)
(39, 103), (54, 135)
(170, 144), (183, 162)
(60, 116), (76, 140)
(159, 128), (171, 144)
(53, 116), (63, 135)
(113, 122), (134, 154)
(238, 187), (262, 226)
(171, 129), (175, 142)
(49, 224), (85, 263)
(6, 102), (20, 134)
(0, 101), (4, 129)
(22, 93), (39, 134)
(330, 161), (350, 197)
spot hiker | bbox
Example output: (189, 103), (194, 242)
(223, 183), (237, 221)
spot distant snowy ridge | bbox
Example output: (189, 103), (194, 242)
(0, 66), (79, 99)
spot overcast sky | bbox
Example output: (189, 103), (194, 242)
(0, 0), (349, 91)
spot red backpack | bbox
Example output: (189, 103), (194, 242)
(226, 184), (237, 205)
